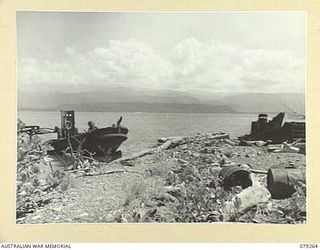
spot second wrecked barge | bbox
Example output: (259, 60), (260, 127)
(238, 112), (305, 144)
(223, 112), (306, 200)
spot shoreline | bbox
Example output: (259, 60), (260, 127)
(18, 109), (283, 115)
(17, 132), (306, 224)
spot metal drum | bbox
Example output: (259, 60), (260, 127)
(219, 166), (252, 189)
(267, 168), (306, 199)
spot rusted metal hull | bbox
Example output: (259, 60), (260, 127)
(239, 112), (305, 143)
(48, 127), (128, 155)
(239, 122), (305, 143)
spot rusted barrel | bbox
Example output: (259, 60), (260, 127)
(267, 168), (306, 199)
(219, 166), (252, 189)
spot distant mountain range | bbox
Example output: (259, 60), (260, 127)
(204, 92), (305, 113)
(47, 102), (235, 113)
(18, 87), (305, 114)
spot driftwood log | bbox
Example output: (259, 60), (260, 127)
(77, 133), (230, 176)
(114, 133), (229, 165)
(76, 168), (145, 178)
(111, 136), (187, 165)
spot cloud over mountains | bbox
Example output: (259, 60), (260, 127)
(19, 37), (305, 94)
(18, 12), (306, 96)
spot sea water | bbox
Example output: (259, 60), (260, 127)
(18, 111), (262, 156)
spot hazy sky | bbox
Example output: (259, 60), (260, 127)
(17, 12), (306, 94)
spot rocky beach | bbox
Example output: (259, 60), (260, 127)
(16, 132), (306, 224)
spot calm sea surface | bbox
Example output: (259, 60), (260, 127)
(18, 111), (269, 156)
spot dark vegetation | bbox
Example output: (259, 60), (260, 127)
(17, 121), (69, 219)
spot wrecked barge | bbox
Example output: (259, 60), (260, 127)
(239, 112), (305, 144)
(20, 110), (128, 158)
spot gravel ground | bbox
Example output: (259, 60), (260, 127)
(17, 133), (306, 224)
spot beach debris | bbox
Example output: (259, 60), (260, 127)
(135, 208), (157, 222)
(267, 167), (306, 199)
(17, 129), (306, 224)
(223, 139), (237, 146)
(158, 137), (177, 143)
(239, 139), (272, 147)
(222, 185), (271, 221)
(267, 138), (306, 154)
(248, 169), (268, 175)
(117, 133), (230, 165)
(272, 142), (305, 154)
(219, 166), (252, 189)
(116, 136), (187, 164)
(239, 112), (305, 144)
(157, 136), (188, 150)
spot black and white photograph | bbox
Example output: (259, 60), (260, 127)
(16, 11), (306, 224)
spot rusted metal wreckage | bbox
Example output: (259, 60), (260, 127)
(221, 112), (306, 200)
(238, 112), (305, 144)
(19, 110), (128, 159)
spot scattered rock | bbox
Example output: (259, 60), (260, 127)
(17, 132), (305, 224)
(52, 207), (63, 212)
(224, 139), (237, 146)
(120, 160), (135, 167)
(78, 212), (89, 218)
(31, 215), (42, 221)
(18, 190), (28, 196)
